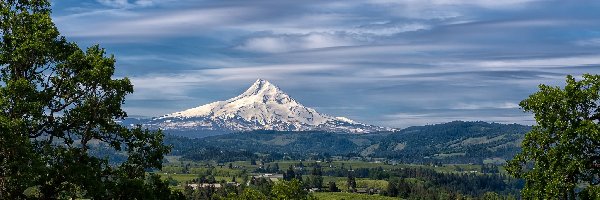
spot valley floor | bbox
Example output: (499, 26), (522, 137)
(157, 156), (521, 199)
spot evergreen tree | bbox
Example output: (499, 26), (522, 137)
(284, 165), (295, 181)
(347, 171), (357, 192)
(295, 170), (303, 182)
(387, 178), (399, 197)
(398, 178), (410, 198)
(273, 162), (280, 172)
(309, 165), (323, 189)
(328, 181), (339, 192)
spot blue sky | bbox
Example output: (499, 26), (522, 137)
(51, 0), (600, 128)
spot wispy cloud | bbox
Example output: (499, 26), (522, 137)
(55, 6), (259, 38)
(367, 0), (540, 8)
(451, 102), (520, 110)
(51, 0), (600, 127)
(236, 33), (359, 53)
(574, 38), (600, 47)
(96, 0), (167, 8)
(463, 55), (600, 69)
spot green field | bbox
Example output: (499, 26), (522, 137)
(155, 156), (519, 199)
(159, 173), (234, 183)
(335, 179), (389, 192)
(158, 159), (491, 180)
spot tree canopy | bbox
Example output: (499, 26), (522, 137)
(0, 0), (177, 199)
(507, 74), (600, 199)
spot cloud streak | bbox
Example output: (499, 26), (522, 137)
(52, 0), (600, 127)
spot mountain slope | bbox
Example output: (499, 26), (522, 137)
(138, 79), (390, 134)
(370, 121), (530, 163)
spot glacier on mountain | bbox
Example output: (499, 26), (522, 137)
(139, 79), (391, 134)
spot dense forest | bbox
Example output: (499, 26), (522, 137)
(163, 121), (530, 164)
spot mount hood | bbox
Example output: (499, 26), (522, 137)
(136, 79), (391, 134)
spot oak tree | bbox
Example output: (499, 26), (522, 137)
(507, 74), (600, 199)
(0, 0), (178, 199)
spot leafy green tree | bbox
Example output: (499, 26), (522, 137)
(482, 192), (502, 200)
(236, 188), (269, 200)
(507, 74), (600, 199)
(580, 186), (600, 200)
(0, 0), (176, 199)
(271, 179), (315, 200)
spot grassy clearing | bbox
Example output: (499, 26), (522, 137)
(335, 179), (389, 192)
(323, 176), (347, 184)
(158, 173), (236, 183)
(162, 173), (197, 182)
(483, 157), (506, 164)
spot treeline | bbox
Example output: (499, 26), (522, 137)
(182, 178), (315, 200)
(327, 166), (521, 198)
(174, 161), (520, 199)
(164, 130), (368, 157)
(163, 121), (531, 164)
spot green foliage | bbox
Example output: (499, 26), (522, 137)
(237, 188), (269, 200)
(0, 0), (177, 198)
(306, 165), (323, 189)
(181, 178), (317, 200)
(271, 179), (316, 200)
(173, 158), (521, 199)
(111, 174), (184, 200)
(378, 121), (530, 164)
(313, 192), (398, 200)
(482, 192), (502, 200)
(580, 185), (600, 200)
(336, 179), (388, 193)
(165, 121), (530, 164)
(284, 165), (296, 181)
(327, 181), (339, 192)
(346, 171), (357, 192)
(507, 74), (600, 199)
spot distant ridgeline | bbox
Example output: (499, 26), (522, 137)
(164, 121), (531, 165)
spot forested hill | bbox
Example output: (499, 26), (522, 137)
(372, 121), (530, 163)
(164, 121), (531, 164)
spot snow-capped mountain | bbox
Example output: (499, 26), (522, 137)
(138, 79), (392, 134)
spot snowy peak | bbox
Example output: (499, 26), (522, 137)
(240, 79), (281, 97)
(229, 79), (301, 109)
(146, 79), (392, 134)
